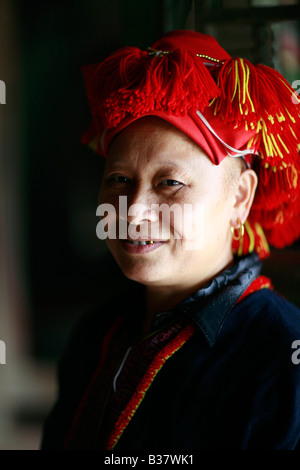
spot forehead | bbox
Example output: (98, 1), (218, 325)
(106, 116), (210, 168)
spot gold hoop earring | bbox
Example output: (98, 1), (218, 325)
(230, 218), (244, 241)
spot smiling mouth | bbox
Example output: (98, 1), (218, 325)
(126, 240), (155, 245)
(120, 239), (167, 254)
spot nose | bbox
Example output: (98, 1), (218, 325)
(125, 187), (159, 226)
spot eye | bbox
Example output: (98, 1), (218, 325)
(107, 174), (130, 184)
(160, 179), (182, 187)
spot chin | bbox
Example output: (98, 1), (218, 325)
(118, 264), (167, 286)
(122, 271), (160, 285)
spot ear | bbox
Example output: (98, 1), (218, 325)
(231, 169), (258, 228)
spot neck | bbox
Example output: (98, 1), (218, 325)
(146, 286), (194, 318)
(145, 257), (234, 322)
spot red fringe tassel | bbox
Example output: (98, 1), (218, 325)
(82, 47), (221, 129)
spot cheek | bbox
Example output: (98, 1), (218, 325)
(170, 203), (205, 250)
(178, 193), (232, 249)
(203, 196), (234, 244)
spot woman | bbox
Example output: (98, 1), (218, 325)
(41, 30), (300, 450)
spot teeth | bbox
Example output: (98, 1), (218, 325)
(129, 240), (154, 245)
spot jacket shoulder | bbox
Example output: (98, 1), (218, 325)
(235, 287), (300, 337)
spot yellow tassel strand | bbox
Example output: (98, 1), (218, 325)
(277, 134), (289, 154)
(244, 220), (255, 253)
(270, 134), (284, 159)
(254, 222), (270, 253)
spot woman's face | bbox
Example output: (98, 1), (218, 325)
(99, 117), (239, 290)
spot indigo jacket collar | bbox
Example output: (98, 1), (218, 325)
(150, 253), (262, 348)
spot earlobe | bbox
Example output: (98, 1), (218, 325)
(230, 218), (245, 241)
(232, 169), (258, 226)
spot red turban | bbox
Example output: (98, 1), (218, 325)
(81, 29), (300, 258)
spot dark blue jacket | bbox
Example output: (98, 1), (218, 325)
(41, 254), (300, 450)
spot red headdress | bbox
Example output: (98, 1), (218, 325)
(81, 29), (300, 259)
